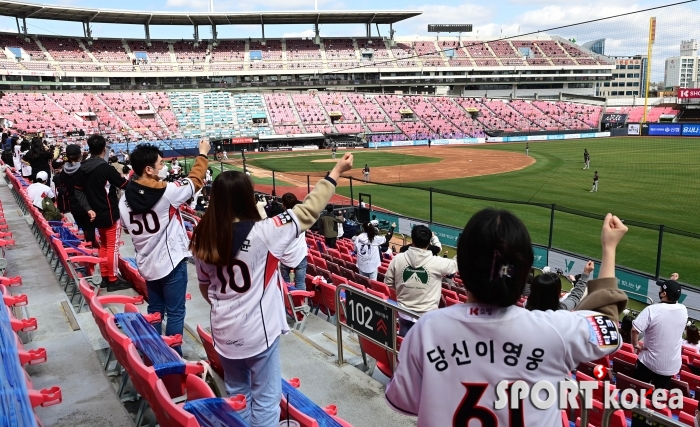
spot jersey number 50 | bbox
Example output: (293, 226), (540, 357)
(129, 211), (161, 235)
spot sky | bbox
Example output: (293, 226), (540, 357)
(0, 0), (698, 81)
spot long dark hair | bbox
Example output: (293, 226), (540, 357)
(363, 221), (377, 242)
(25, 137), (45, 160)
(686, 324), (700, 345)
(190, 171), (262, 266)
(457, 209), (533, 307)
(525, 273), (562, 311)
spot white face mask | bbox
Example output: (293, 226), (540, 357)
(157, 164), (169, 180)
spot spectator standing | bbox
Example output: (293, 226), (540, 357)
(119, 140), (209, 356)
(385, 225), (458, 336)
(74, 135), (130, 291)
(19, 140), (31, 180)
(320, 205), (344, 248)
(363, 164), (370, 182)
(279, 193), (308, 290)
(10, 137), (21, 172)
(525, 261), (593, 311)
(385, 210), (629, 426)
(354, 221), (394, 280)
(683, 323), (700, 353)
(632, 273), (687, 389)
(191, 155), (353, 427)
(61, 145), (96, 247)
(24, 137), (56, 181)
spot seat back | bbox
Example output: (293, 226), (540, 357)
(339, 266), (356, 282)
(354, 275), (371, 289)
(612, 358), (636, 379)
(680, 370), (700, 391)
(331, 273), (347, 286)
(612, 350), (637, 365)
(615, 373), (654, 398)
(671, 378), (691, 398)
(370, 280), (395, 300)
(678, 410), (695, 426)
(327, 262), (342, 277)
(153, 378), (198, 427)
(359, 335), (395, 378)
(196, 325), (224, 378)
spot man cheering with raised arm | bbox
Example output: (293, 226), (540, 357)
(119, 139), (210, 356)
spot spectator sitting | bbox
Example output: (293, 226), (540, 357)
(385, 225), (458, 336)
(632, 273), (687, 390)
(27, 171), (55, 210)
(683, 323), (700, 353)
(525, 261), (593, 311)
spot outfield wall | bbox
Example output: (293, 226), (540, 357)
(486, 131), (611, 143)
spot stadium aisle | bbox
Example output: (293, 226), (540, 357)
(0, 183), (134, 426)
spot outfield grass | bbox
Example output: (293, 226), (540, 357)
(248, 151), (440, 173)
(334, 137), (700, 285)
(178, 157), (292, 186)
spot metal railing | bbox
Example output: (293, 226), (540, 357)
(334, 284), (419, 369)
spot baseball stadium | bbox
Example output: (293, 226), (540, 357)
(1, 0), (700, 425)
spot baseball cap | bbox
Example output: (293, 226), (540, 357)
(66, 144), (82, 157)
(35, 171), (48, 182)
(657, 279), (682, 300)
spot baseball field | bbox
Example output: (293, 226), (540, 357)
(246, 137), (700, 286)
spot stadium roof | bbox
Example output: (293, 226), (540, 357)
(0, 0), (421, 26)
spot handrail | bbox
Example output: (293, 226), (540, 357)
(564, 377), (590, 427)
(334, 283), (420, 368)
(623, 292), (654, 305)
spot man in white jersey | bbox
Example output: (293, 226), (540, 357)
(632, 273), (687, 390)
(119, 139), (210, 356)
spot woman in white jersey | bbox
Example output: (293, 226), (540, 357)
(354, 221), (394, 280)
(191, 154), (353, 427)
(386, 209), (629, 426)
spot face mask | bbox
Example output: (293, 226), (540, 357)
(157, 165), (169, 180)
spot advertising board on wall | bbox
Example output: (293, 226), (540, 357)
(648, 123), (681, 136)
(681, 124), (700, 136)
(628, 124), (640, 135)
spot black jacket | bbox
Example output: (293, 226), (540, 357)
(75, 157), (127, 229)
(60, 162), (86, 217)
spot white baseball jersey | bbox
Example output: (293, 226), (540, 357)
(354, 233), (387, 274)
(26, 183), (54, 209)
(279, 232), (307, 269)
(633, 303), (688, 375)
(195, 211), (301, 360)
(118, 178), (196, 281)
(386, 304), (621, 426)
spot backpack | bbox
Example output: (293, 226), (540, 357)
(54, 175), (70, 213)
(40, 197), (63, 221)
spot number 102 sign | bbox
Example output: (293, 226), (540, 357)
(345, 289), (395, 348)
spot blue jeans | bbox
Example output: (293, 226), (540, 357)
(220, 336), (281, 427)
(358, 270), (377, 281)
(146, 259), (188, 356)
(280, 257), (307, 290)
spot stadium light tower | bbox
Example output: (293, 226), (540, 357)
(210, 0), (214, 12)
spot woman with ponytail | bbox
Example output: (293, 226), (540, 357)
(354, 220), (394, 280)
(386, 208), (630, 426)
